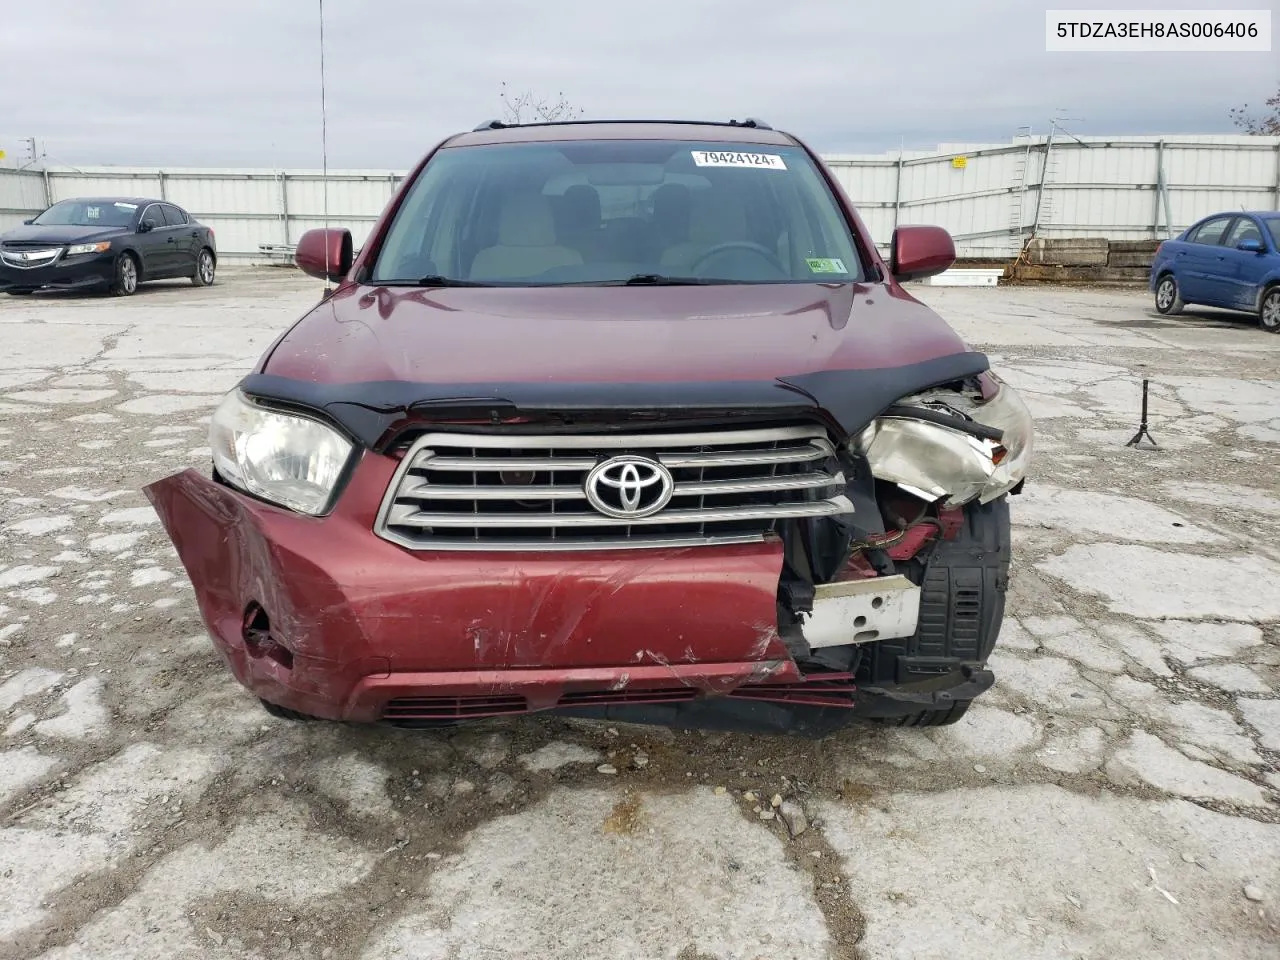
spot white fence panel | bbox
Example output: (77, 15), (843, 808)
(0, 169), (47, 233)
(1, 135), (1277, 261)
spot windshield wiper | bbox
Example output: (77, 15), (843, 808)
(416, 275), (491, 287)
(617, 273), (718, 286)
(373, 275), (491, 287)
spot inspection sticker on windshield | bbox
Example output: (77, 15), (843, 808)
(691, 151), (787, 170)
(806, 257), (847, 273)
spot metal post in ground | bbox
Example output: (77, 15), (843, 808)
(893, 150), (904, 232)
(1152, 140), (1164, 239)
(279, 171), (290, 245)
(1126, 379), (1158, 448)
(1030, 127), (1055, 239)
(1274, 141), (1280, 211)
(1160, 168), (1174, 241)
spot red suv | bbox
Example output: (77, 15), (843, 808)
(147, 119), (1033, 735)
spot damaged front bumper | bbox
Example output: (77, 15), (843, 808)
(147, 389), (1016, 734)
(145, 460), (850, 725)
(147, 463), (994, 732)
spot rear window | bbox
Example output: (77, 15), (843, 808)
(371, 139), (864, 286)
(1189, 217), (1231, 245)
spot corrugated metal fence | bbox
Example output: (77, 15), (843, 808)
(2, 135), (1278, 260)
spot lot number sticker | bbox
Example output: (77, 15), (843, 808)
(691, 151), (787, 170)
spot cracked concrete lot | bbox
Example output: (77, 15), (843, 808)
(1, 271), (1278, 959)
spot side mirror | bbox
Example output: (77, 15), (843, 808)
(22, 219), (34, 225)
(295, 228), (354, 283)
(890, 224), (955, 282)
(138, 220), (153, 234)
(1237, 238), (1265, 253)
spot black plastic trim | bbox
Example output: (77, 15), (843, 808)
(882, 404), (1005, 442)
(469, 117), (777, 133)
(239, 351), (990, 452)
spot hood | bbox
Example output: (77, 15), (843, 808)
(262, 282), (971, 385)
(1, 224), (130, 245)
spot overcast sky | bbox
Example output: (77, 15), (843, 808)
(1, 0), (1275, 168)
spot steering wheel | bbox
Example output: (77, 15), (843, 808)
(688, 241), (785, 275)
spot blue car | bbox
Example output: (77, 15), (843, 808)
(1149, 211), (1280, 333)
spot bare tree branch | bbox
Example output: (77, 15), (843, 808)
(499, 81), (583, 124)
(1229, 85), (1280, 135)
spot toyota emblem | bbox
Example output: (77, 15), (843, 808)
(584, 455), (674, 519)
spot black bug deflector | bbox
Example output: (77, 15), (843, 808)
(235, 351), (991, 451)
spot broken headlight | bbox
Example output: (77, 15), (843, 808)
(858, 373), (1033, 508)
(209, 390), (354, 515)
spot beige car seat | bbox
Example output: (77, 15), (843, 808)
(469, 194), (584, 281)
(556, 185), (605, 261)
(659, 189), (749, 271)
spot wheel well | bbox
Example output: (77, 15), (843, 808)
(1258, 281), (1280, 308)
(118, 247), (142, 280)
(202, 245), (217, 264)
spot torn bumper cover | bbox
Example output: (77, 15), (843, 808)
(145, 461), (839, 724)
(144, 348), (1020, 731)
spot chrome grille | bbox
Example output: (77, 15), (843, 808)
(375, 425), (854, 551)
(0, 245), (62, 269)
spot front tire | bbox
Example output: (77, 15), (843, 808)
(259, 698), (320, 722)
(874, 699), (972, 728)
(1154, 274), (1183, 315)
(112, 253), (139, 297)
(1260, 286), (1280, 334)
(192, 248), (215, 287)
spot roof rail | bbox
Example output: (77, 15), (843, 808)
(468, 118), (775, 132)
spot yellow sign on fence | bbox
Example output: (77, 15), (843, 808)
(951, 155), (967, 169)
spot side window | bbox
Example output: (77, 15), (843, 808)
(140, 205), (165, 229)
(1190, 217), (1232, 245)
(162, 204), (188, 226)
(1223, 217), (1261, 247)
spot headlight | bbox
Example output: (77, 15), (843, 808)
(860, 374), (1033, 507)
(66, 241), (111, 255)
(209, 390), (354, 515)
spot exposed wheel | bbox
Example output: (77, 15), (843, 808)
(259, 698), (320, 722)
(1154, 274), (1183, 315)
(112, 253), (139, 296)
(192, 248), (215, 286)
(1260, 286), (1280, 334)
(872, 699), (972, 728)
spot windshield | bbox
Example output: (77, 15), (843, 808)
(371, 139), (864, 286)
(32, 200), (138, 228)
